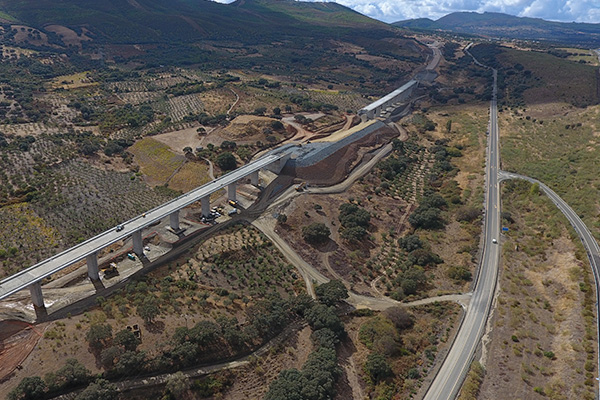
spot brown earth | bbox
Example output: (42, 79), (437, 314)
(294, 123), (397, 186)
(0, 321), (46, 384)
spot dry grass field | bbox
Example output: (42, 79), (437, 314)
(129, 138), (186, 186)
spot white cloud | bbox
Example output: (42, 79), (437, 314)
(298, 0), (600, 23)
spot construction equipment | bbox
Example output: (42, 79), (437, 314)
(295, 182), (306, 192)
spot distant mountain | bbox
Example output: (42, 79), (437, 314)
(0, 0), (390, 45)
(394, 12), (600, 46)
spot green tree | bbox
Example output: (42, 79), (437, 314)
(305, 304), (345, 337)
(315, 280), (348, 306)
(114, 329), (140, 351)
(86, 323), (113, 351)
(364, 353), (393, 383)
(409, 207), (444, 229)
(137, 296), (160, 324)
(100, 346), (121, 369)
(276, 213), (288, 224)
(75, 379), (117, 400)
(114, 350), (147, 375)
(216, 152), (237, 171)
(45, 358), (91, 392)
(8, 376), (47, 400)
(264, 369), (305, 400)
(408, 248), (442, 266)
(398, 235), (423, 252)
(302, 223), (330, 244)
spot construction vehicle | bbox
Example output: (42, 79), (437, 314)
(295, 182), (307, 192)
(102, 262), (119, 278)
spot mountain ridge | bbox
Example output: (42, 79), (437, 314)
(393, 11), (600, 46)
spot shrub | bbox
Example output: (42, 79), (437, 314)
(383, 307), (414, 330)
(448, 266), (472, 282)
(456, 206), (480, 222)
(364, 353), (393, 383)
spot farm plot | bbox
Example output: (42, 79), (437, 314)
(116, 91), (161, 106)
(41, 93), (79, 124)
(0, 203), (60, 277)
(0, 122), (60, 137)
(106, 81), (149, 93)
(1, 136), (75, 202)
(166, 93), (205, 122)
(232, 86), (286, 115)
(198, 88), (237, 115)
(146, 74), (188, 90)
(368, 140), (432, 203)
(307, 90), (369, 111)
(30, 160), (175, 245)
(167, 161), (211, 193)
(128, 137), (186, 186)
(177, 225), (304, 299)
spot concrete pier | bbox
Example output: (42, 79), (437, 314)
(132, 230), (143, 256)
(201, 196), (210, 217)
(250, 170), (259, 186)
(227, 183), (237, 202)
(170, 210), (180, 231)
(86, 252), (99, 281)
(29, 282), (45, 309)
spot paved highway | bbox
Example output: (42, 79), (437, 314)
(0, 151), (290, 301)
(424, 67), (501, 399)
(499, 171), (600, 391)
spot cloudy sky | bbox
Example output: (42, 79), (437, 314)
(216, 0), (600, 24)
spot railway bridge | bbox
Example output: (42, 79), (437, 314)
(0, 148), (292, 311)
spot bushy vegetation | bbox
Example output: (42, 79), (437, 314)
(265, 281), (348, 400)
(338, 202), (371, 242)
(357, 303), (459, 398)
(8, 359), (92, 400)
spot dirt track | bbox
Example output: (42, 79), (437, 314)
(0, 320), (46, 383)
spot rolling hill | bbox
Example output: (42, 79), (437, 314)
(394, 12), (600, 46)
(0, 0), (391, 45)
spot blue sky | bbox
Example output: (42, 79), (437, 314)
(217, 0), (600, 24)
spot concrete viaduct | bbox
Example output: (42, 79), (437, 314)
(358, 79), (418, 121)
(0, 149), (291, 311)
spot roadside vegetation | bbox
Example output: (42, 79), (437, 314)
(478, 180), (596, 399)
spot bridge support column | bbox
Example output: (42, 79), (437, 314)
(86, 252), (99, 281)
(227, 183), (237, 202)
(29, 282), (45, 309)
(249, 170), (259, 186)
(201, 196), (210, 218)
(132, 230), (143, 257)
(170, 210), (180, 231)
